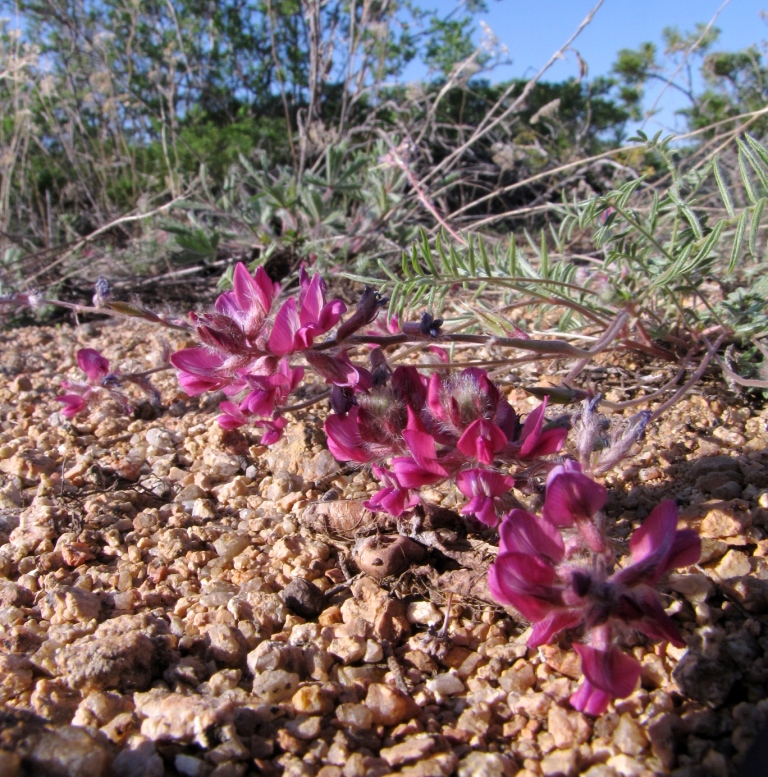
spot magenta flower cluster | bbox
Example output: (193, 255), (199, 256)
(169, 263), (350, 444)
(52, 263), (702, 717)
(489, 461), (701, 714)
(56, 348), (114, 417)
(324, 364), (567, 526)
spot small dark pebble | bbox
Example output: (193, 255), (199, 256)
(281, 578), (327, 619)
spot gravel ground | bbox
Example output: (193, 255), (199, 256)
(0, 317), (767, 777)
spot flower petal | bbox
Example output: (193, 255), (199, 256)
(268, 298), (301, 356)
(457, 419), (507, 465)
(569, 678), (612, 716)
(390, 456), (446, 488)
(324, 408), (372, 463)
(55, 393), (88, 418)
(573, 644), (641, 701)
(488, 551), (560, 621)
(543, 470), (607, 528)
(499, 509), (565, 562)
(529, 609), (583, 648)
(77, 348), (110, 382)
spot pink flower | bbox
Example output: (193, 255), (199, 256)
(457, 419), (507, 465)
(170, 348), (234, 396)
(392, 407), (448, 486)
(612, 499), (701, 589)
(514, 398), (568, 459)
(55, 348), (111, 417)
(570, 643), (642, 715)
(488, 481), (701, 713)
(455, 468), (515, 526)
(305, 350), (372, 390)
(240, 359), (304, 417)
(55, 392), (90, 418)
(364, 466), (420, 516)
(543, 460), (608, 552)
(217, 401), (247, 430)
(324, 407), (374, 463)
(255, 416), (288, 445)
(216, 263), (279, 338)
(77, 348), (110, 382)
(268, 269), (346, 356)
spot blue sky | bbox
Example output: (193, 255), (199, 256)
(405, 0), (767, 133)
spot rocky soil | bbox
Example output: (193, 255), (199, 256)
(0, 316), (767, 777)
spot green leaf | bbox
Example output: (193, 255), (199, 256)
(479, 239), (492, 277)
(378, 258), (400, 284)
(539, 231), (550, 278)
(739, 147), (759, 205)
(712, 159), (735, 218)
(729, 209), (748, 274)
(507, 240), (518, 276)
(749, 198), (766, 257)
(669, 187), (703, 239)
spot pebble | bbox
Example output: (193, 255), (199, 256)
(540, 748), (579, 777)
(612, 713), (648, 756)
(426, 671), (465, 697)
(335, 702), (373, 730)
(56, 630), (160, 692)
(252, 670), (301, 703)
(457, 752), (516, 777)
(26, 725), (113, 777)
(696, 501), (752, 539)
(292, 684), (332, 715)
(329, 635), (367, 665)
(714, 549), (752, 579)
(666, 573), (713, 604)
(212, 533), (249, 562)
(285, 714), (323, 740)
(606, 754), (646, 777)
(281, 578), (327, 619)
(406, 601), (442, 626)
(380, 736), (436, 767)
(136, 690), (235, 747)
(112, 736), (165, 777)
(364, 683), (420, 726)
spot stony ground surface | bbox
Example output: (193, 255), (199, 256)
(0, 315), (767, 777)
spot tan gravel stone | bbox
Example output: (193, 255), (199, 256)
(714, 549), (751, 579)
(57, 630), (163, 692)
(292, 684), (332, 715)
(336, 702), (373, 730)
(540, 748), (579, 777)
(252, 669), (301, 702)
(136, 689), (235, 746)
(364, 683), (420, 726)
(26, 725), (113, 777)
(380, 735), (436, 766)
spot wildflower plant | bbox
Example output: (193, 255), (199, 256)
(489, 461), (701, 714)
(56, 347), (161, 417)
(8, 259), (703, 717)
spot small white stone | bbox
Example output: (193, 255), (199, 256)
(427, 671), (465, 697)
(363, 639), (383, 663)
(406, 601), (442, 626)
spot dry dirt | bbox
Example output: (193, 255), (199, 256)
(0, 316), (767, 777)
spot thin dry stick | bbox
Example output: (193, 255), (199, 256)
(647, 334), (726, 423)
(639, 0), (733, 132)
(715, 346), (768, 389)
(415, 0), (605, 191)
(266, 0), (298, 169)
(22, 195), (188, 287)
